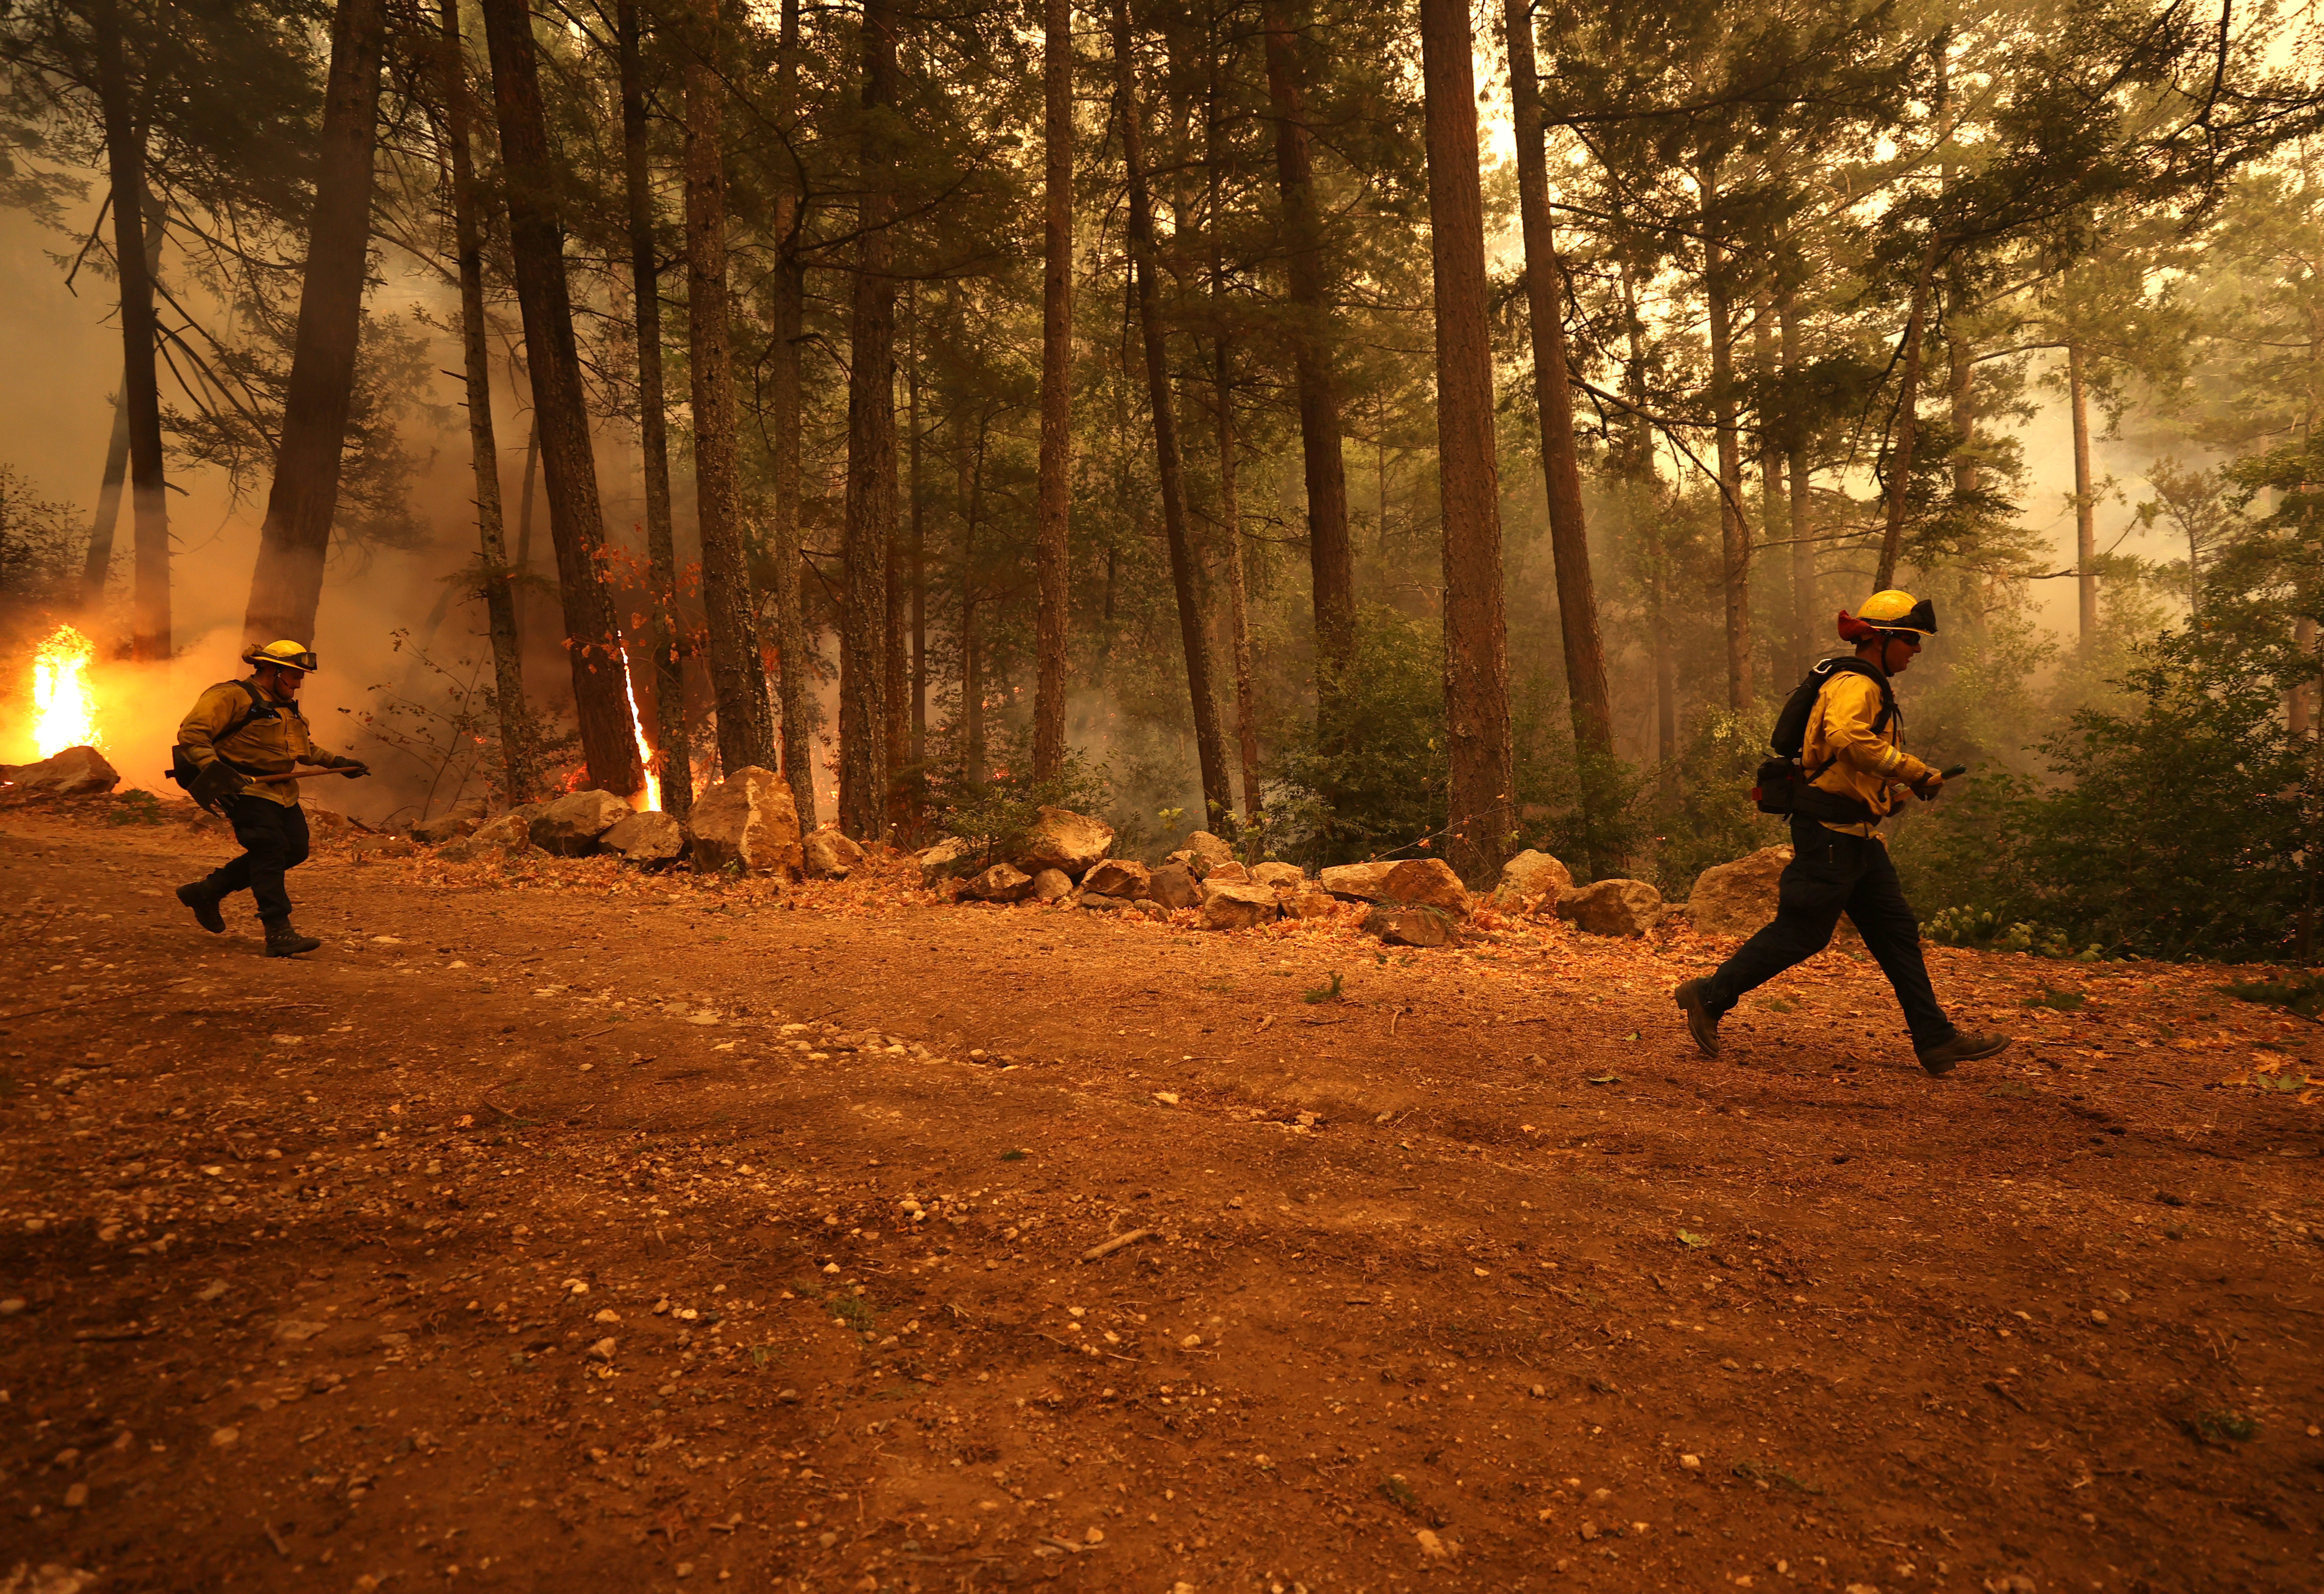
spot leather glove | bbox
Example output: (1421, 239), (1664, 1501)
(1909, 770), (1945, 801)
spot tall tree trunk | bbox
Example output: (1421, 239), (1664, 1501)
(961, 415), (987, 786)
(478, 0), (644, 796)
(1259, 0), (1354, 722)
(768, 0), (815, 825)
(1418, 0), (1513, 882)
(90, 0), (168, 658)
(1874, 234), (1941, 591)
(1031, 0), (1073, 783)
(1507, 0), (1611, 763)
(443, 0), (531, 802)
(686, 0), (775, 783)
(839, 0), (898, 839)
(1753, 278), (1784, 671)
(884, 302), (910, 836)
(1702, 158), (1749, 711)
(1215, 343), (1261, 822)
(619, 0), (688, 816)
(1779, 292), (1817, 672)
(2068, 341), (2098, 654)
(243, 0), (385, 645)
(907, 308), (927, 817)
(81, 188), (164, 611)
(1109, 0), (1232, 825)
(1620, 251), (1675, 793)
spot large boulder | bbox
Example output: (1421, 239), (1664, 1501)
(411, 798), (488, 845)
(961, 861), (1036, 903)
(1488, 848), (1574, 912)
(601, 809), (688, 865)
(1082, 859), (1151, 899)
(689, 766), (804, 877)
(1363, 904), (1459, 948)
(917, 834), (978, 887)
(1029, 867), (1074, 902)
(803, 829), (867, 880)
(1015, 807), (1115, 878)
(1685, 846), (1793, 937)
(1318, 861), (1397, 901)
(1205, 859), (1250, 884)
(1201, 880), (1280, 931)
(0, 745), (118, 798)
(1166, 830), (1236, 880)
(1283, 889), (1339, 921)
(1318, 857), (1470, 918)
(1146, 862), (1200, 912)
(1251, 861), (1305, 890)
(1556, 878), (1664, 937)
(529, 790), (632, 857)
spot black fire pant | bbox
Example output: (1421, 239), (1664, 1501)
(202, 797), (312, 923)
(1700, 815), (1957, 1053)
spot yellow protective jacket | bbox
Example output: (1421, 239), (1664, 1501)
(1802, 668), (1937, 836)
(176, 677), (358, 809)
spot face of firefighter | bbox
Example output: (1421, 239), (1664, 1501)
(257, 662), (307, 700)
(1880, 633), (1922, 675)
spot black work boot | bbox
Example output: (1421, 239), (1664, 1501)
(262, 918), (322, 958)
(176, 881), (226, 934)
(1916, 1030), (2011, 1077)
(1674, 978), (1722, 1058)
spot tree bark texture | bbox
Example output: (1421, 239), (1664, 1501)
(838, 0), (898, 839)
(686, 0), (775, 784)
(1874, 234), (1941, 591)
(1418, 0), (1513, 882)
(91, 0), (169, 659)
(1703, 163), (1749, 712)
(443, 0), (531, 802)
(478, 0), (644, 797)
(1259, 0), (1354, 709)
(768, 0), (816, 827)
(243, 0), (385, 646)
(1031, 0), (1073, 784)
(883, 318), (909, 836)
(907, 317), (927, 814)
(619, 0), (688, 817)
(1752, 281), (1784, 670)
(1506, 0), (1611, 760)
(81, 189), (163, 610)
(1216, 345), (1261, 821)
(2068, 341), (2098, 653)
(1110, 0), (1232, 826)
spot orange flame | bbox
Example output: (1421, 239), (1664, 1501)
(621, 649), (660, 813)
(33, 624), (98, 758)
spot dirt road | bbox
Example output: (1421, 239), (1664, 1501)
(1, 802), (2319, 1593)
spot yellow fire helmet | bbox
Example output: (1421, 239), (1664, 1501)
(243, 639), (320, 673)
(1838, 589), (1937, 642)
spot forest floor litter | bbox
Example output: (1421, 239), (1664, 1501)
(1, 795), (2319, 1593)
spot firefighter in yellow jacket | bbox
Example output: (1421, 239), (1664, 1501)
(173, 641), (367, 957)
(1674, 591), (2010, 1076)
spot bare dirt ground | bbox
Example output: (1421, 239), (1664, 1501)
(1, 795), (2320, 1594)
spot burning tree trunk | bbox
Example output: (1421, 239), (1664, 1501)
(686, 0), (775, 785)
(441, 0), (531, 802)
(768, 0), (816, 827)
(1505, 0), (1611, 763)
(1417, 0), (1513, 882)
(81, 189), (164, 611)
(1031, 0), (1072, 785)
(89, 0), (169, 660)
(242, 0), (385, 647)
(838, 0), (898, 840)
(617, 0), (688, 818)
(1258, 0), (1354, 726)
(2068, 341), (2098, 653)
(1108, 0), (1232, 828)
(478, 0), (644, 797)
